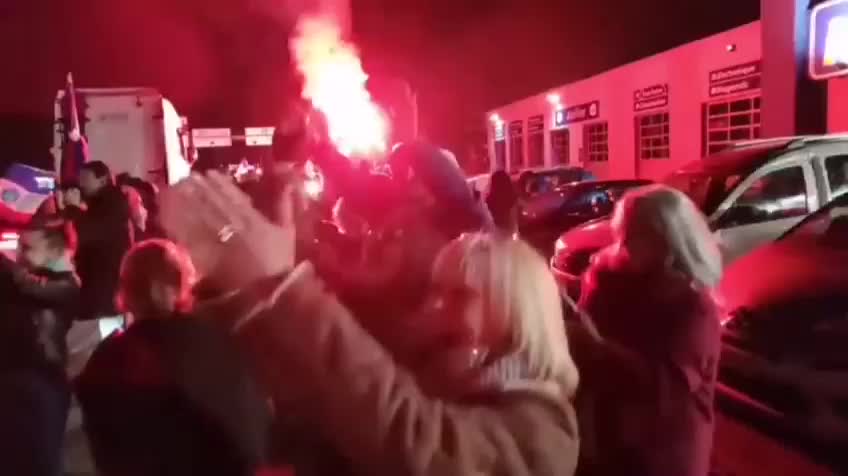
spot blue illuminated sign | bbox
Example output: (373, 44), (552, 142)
(810, 0), (848, 80)
(554, 101), (599, 127)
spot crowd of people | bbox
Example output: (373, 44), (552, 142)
(0, 134), (724, 476)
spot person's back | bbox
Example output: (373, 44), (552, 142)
(577, 258), (719, 476)
(77, 238), (273, 476)
(77, 318), (272, 476)
(486, 170), (519, 233)
(571, 186), (722, 476)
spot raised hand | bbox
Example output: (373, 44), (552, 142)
(159, 171), (296, 292)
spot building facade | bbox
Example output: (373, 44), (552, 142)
(488, 0), (848, 181)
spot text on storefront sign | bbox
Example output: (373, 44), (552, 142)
(709, 61), (761, 97)
(634, 84), (669, 111)
(554, 101), (600, 127)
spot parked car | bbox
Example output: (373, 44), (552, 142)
(468, 166), (595, 200)
(513, 166), (595, 199)
(551, 135), (848, 299)
(718, 192), (848, 472)
(520, 180), (650, 257)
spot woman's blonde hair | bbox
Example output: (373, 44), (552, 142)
(612, 184), (723, 288)
(431, 233), (579, 395)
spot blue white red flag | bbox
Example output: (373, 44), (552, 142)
(0, 163), (56, 224)
(61, 72), (89, 184)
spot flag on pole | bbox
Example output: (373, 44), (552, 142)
(0, 163), (56, 224)
(61, 72), (89, 185)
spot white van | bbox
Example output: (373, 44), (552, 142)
(52, 88), (192, 187)
(551, 135), (848, 293)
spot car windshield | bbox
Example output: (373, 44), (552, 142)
(520, 183), (639, 224)
(516, 169), (588, 197)
(661, 143), (782, 215)
(661, 172), (743, 216)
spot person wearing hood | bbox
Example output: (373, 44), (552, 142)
(389, 142), (493, 238)
(309, 142), (495, 347)
(381, 141), (493, 298)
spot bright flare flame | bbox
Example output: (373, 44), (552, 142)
(291, 17), (389, 158)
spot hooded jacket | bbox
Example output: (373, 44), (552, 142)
(389, 142), (494, 238)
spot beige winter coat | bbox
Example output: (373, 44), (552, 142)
(208, 263), (580, 476)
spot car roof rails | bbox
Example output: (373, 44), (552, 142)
(797, 133), (848, 144)
(732, 134), (848, 152)
(733, 136), (802, 148)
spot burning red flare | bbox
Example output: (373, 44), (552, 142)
(291, 17), (389, 158)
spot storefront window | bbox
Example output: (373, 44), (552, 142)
(704, 95), (761, 155)
(636, 112), (670, 160)
(508, 120), (524, 170)
(527, 115), (545, 167)
(584, 122), (609, 162)
(494, 140), (506, 170)
(551, 128), (570, 165)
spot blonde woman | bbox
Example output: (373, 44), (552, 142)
(159, 172), (580, 476)
(569, 184), (723, 476)
(407, 233), (579, 401)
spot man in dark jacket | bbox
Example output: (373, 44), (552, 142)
(76, 240), (274, 476)
(68, 161), (134, 324)
(0, 219), (81, 476)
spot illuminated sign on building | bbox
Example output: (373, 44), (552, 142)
(494, 121), (505, 141)
(708, 61), (762, 97)
(554, 101), (600, 127)
(810, 0), (848, 80)
(634, 84), (669, 112)
(554, 110), (566, 128)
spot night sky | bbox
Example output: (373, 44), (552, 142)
(0, 0), (759, 169)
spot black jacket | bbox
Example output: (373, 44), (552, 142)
(76, 318), (273, 476)
(68, 184), (134, 319)
(0, 255), (81, 375)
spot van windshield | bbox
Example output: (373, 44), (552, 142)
(661, 142), (786, 216)
(663, 172), (743, 216)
